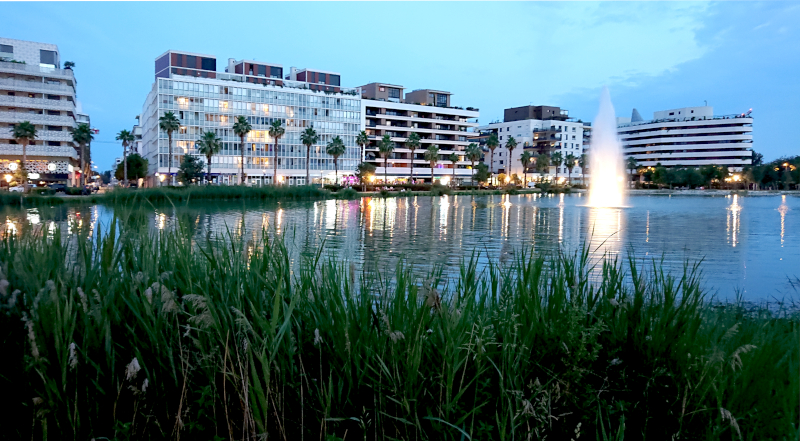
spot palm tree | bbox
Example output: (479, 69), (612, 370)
(505, 136), (517, 179)
(233, 116), (252, 185)
(406, 132), (421, 183)
(12, 121), (36, 193)
(356, 130), (369, 164)
(579, 153), (588, 185)
(268, 120), (285, 184)
(301, 126), (319, 185)
(196, 131), (222, 185)
(535, 153), (550, 182)
(465, 143), (483, 187)
(626, 156), (639, 188)
(378, 134), (394, 184)
(326, 136), (347, 185)
(116, 129), (135, 187)
(448, 152), (459, 188)
(565, 153), (577, 186)
(486, 133), (499, 176)
(520, 151), (533, 187)
(72, 123), (93, 187)
(551, 151), (563, 182)
(158, 111), (180, 185)
(424, 145), (440, 183)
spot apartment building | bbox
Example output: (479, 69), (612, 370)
(475, 105), (585, 180)
(140, 50), (362, 186)
(617, 106), (754, 171)
(360, 82), (479, 184)
(0, 37), (82, 186)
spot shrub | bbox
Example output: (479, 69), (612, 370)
(32, 187), (56, 196)
(336, 188), (358, 199)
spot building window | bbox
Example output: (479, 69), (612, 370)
(0, 44), (12, 54)
(318, 73), (326, 84)
(388, 88), (400, 99)
(436, 94), (447, 107)
(271, 66), (282, 78)
(258, 65), (267, 76)
(379, 87), (385, 92)
(429, 93), (435, 101)
(330, 74), (340, 86)
(39, 50), (57, 66)
(201, 57), (216, 71)
(186, 55), (197, 67)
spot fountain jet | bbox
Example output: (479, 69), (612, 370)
(587, 87), (626, 207)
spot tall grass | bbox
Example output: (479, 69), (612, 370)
(102, 185), (334, 204)
(0, 221), (797, 440)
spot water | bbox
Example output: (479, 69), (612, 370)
(3, 193), (799, 300)
(588, 87), (627, 207)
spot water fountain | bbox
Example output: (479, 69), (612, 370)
(587, 87), (627, 207)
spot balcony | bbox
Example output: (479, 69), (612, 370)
(0, 143), (78, 159)
(0, 111), (75, 126)
(0, 128), (74, 142)
(0, 95), (75, 111)
(0, 61), (76, 81)
(0, 78), (75, 96)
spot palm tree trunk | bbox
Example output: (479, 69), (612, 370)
(80, 142), (85, 187)
(383, 157), (388, 184)
(430, 163), (434, 183)
(306, 145), (310, 185)
(334, 158), (338, 186)
(123, 142), (128, 187)
(167, 133), (173, 186)
(490, 149), (494, 175)
(273, 140), (278, 185)
(207, 155), (212, 184)
(22, 141), (28, 193)
(240, 135), (245, 185)
(470, 160), (475, 186)
(452, 165), (456, 188)
(410, 149), (414, 184)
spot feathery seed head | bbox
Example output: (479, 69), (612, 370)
(125, 357), (141, 381)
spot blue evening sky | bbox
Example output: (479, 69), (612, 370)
(3, 2), (798, 169)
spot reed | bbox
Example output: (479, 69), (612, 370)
(0, 221), (796, 440)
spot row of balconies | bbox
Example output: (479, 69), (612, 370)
(0, 143), (78, 159)
(365, 112), (478, 126)
(0, 95), (75, 111)
(0, 77), (75, 96)
(0, 128), (75, 142)
(0, 61), (76, 81)
(0, 111), (75, 126)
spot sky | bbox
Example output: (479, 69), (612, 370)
(4, 1), (799, 170)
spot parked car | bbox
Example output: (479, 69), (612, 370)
(48, 183), (67, 193)
(9, 186), (25, 192)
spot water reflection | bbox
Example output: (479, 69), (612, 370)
(778, 195), (789, 247)
(726, 195), (741, 247)
(586, 207), (624, 259)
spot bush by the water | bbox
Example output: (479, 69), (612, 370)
(0, 222), (796, 440)
(103, 184), (332, 204)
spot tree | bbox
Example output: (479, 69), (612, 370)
(486, 133), (499, 176)
(63, 61), (75, 69)
(625, 156), (639, 188)
(196, 131), (222, 184)
(158, 112), (180, 185)
(505, 136), (517, 180)
(177, 154), (205, 184)
(233, 116), (252, 185)
(355, 162), (376, 192)
(326, 136), (346, 185)
(565, 153), (577, 186)
(652, 165), (669, 188)
(378, 134), (395, 184)
(520, 151), (534, 187)
(473, 163), (490, 185)
(114, 153), (148, 181)
(551, 151), (563, 182)
(535, 153), (550, 181)
(101, 170), (112, 184)
(579, 153), (588, 185)
(72, 123), (94, 187)
(424, 145), (440, 183)
(497, 173), (508, 185)
(751, 150), (764, 166)
(406, 132), (421, 182)
(301, 126), (319, 185)
(12, 121), (36, 193)
(448, 152), (459, 187)
(356, 130), (369, 164)
(465, 143), (483, 187)
(268, 120), (285, 184)
(116, 129), (135, 187)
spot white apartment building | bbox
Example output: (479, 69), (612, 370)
(618, 106), (754, 171)
(0, 37), (82, 186)
(360, 83), (479, 184)
(140, 50), (362, 186)
(476, 105), (585, 181)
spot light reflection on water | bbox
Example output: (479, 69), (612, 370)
(1, 194), (798, 300)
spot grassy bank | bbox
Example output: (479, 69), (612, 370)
(0, 223), (797, 440)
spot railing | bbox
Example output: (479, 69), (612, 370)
(0, 143), (78, 159)
(0, 61), (75, 79)
(0, 77), (75, 94)
(0, 95), (75, 110)
(0, 111), (75, 125)
(618, 114), (754, 128)
(0, 128), (74, 141)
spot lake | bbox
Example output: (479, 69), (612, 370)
(3, 193), (798, 300)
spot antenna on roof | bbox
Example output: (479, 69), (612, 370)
(704, 100), (707, 106)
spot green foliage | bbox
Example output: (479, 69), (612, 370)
(0, 224), (794, 440)
(355, 162), (376, 186)
(114, 153), (148, 181)
(177, 154), (205, 184)
(102, 185), (331, 204)
(12, 121), (37, 144)
(473, 163), (490, 184)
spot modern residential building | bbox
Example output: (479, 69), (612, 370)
(140, 50), (362, 186)
(476, 105), (586, 181)
(0, 37), (82, 186)
(360, 82), (479, 184)
(617, 106), (754, 170)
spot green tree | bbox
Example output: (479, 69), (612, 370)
(652, 165), (669, 188)
(355, 162), (376, 192)
(63, 61), (75, 69)
(12, 121), (36, 192)
(625, 156), (639, 187)
(268, 120), (285, 184)
(301, 126), (319, 185)
(233, 116), (252, 185)
(406, 132), (421, 182)
(536, 153), (550, 182)
(448, 152), (459, 187)
(565, 153), (577, 186)
(72, 123), (94, 187)
(158, 112), (180, 185)
(751, 150), (764, 166)
(551, 151), (564, 182)
(378, 134), (395, 184)
(356, 130), (369, 164)
(177, 154), (205, 184)
(473, 163), (490, 185)
(424, 145), (440, 183)
(486, 133), (499, 176)
(116, 129), (134, 187)
(114, 153), (148, 181)
(326, 136), (347, 185)
(505, 136), (517, 179)
(465, 143), (483, 187)
(579, 153), (588, 185)
(196, 131), (221, 184)
(520, 151), (534, 187)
